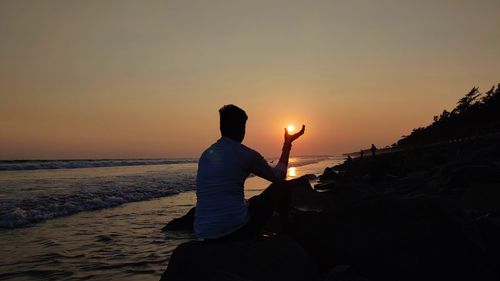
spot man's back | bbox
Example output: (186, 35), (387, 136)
(193, 104), (304, 240)
(194, 137), (255, 239)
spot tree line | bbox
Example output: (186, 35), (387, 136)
(396, 84), (500, 147)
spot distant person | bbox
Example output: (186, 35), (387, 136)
(194, 105), (305, 240)
(347, 155), (352, 162)
(360, 149), (364, 159)
(371, 144), (377, 157)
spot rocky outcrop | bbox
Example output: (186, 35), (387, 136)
(162, 137), (500, 280)
(161, 235), (317, 281)
(291, 195), (496, 281)
(289, 177), (330, 210)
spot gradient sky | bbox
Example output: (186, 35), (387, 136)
(1, 0), (499, 159)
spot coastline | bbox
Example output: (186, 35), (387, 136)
(0, 156), (338, 281)
(163, 136), (500, 281)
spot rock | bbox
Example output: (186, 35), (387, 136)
(162, 207), (195, 232)
(289, 177), (329, 210)
(476, 216), (500, 272)
(320, 264), (371, 281)
(303, 173), (318, 180)
(438, 162), (500, 191)
(160, 235), (318, 281)
(462, 182), (500, 212)
(287, 210), (334, 270)
(322, 182), (374, 214)
(291, 195), (497, 281)
(319, 167), (341, 182)
(314, 181), (336, 191)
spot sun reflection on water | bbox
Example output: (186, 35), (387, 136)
(287, 167), (297, 178)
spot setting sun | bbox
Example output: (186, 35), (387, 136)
(287, 125), (295, 133)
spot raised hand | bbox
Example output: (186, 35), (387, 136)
(284, 125), (305, 144)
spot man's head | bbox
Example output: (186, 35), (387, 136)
(219, 104), (247, 143)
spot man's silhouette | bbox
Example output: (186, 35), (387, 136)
(194, 105), (305, 240)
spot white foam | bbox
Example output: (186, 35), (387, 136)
(0, 184), (192, 228)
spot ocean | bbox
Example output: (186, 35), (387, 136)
(0, 156), (342, 280)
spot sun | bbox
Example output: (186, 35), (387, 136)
(287, 124), (295, 133)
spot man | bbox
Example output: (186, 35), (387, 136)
(370, 144), (377, 157)
(194, 104), (305, 240)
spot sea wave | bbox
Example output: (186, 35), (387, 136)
(0, 178), (196, 228)
(0, 159), (197, 171)
(0, 156), (333, 228)
(0, 156), (335, 172)
(0, 162), (197, 228)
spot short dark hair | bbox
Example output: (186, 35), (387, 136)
(219, 104), (247, 137)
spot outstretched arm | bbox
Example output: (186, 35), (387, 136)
(275, 125), (305, 176)
(248, 125), (305, 182)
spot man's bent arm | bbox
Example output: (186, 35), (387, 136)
(279, 124), (305, 169)
(251, 125), (305, 182)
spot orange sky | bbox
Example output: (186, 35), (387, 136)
(1, 0), (499, 159)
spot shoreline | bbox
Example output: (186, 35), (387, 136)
(0, 157), (338, 229)
(0, 156), (336, 281)
(163, 137), (500, 281)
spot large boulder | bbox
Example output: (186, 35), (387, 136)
(161, 235), (317, 281)
(319, 167), (341, 182)
(289, 176), (330, 210)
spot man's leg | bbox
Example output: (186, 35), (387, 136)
(246, 181), (291, 235)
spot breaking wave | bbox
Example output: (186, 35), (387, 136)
(0, 156), (334, 228)
(0, 159), (197, 171)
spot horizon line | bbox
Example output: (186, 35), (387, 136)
(0, 154), (339, 162)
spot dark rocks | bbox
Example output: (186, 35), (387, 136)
(437, 162), (500, 191)
(328, 196), (494, 281)
(162, 138), (500, 280)
(303, 173), (318, 180)
(161, 235), (317, 281)
(289, 177), (329, 210)
(299, 139), (500, 281)
(476, 216), (500, 272)
(314, 181), (336, 191)
(319, 167), (341, 182)
(289, 195), (496, 281)
(462, 182), (500, 212)
(320, 264), (370, 281)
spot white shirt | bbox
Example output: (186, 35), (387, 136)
(194, 137), (286, 239)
